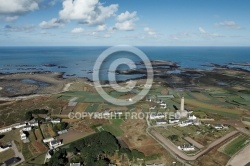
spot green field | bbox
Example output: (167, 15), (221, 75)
(103, 118), (124, 137)
(223, 135), (250, 156)
(85, 104), (99, 112)
(58, 91), (105, 103)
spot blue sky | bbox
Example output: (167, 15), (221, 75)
(0, 0), (249, 46)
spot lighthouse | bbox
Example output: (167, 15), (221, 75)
(175, 96), (188, 119)
(180, 96), (184, 111)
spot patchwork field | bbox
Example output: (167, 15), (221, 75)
(222, 134), (250, 157)
(40, 123), (56, 138)
(154, 125), (235, 147)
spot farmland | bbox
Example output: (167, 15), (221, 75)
(222, 134), (250, 156)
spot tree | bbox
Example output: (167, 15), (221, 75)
(25, 111), (33, 120)
(47, 149), (68, 166)
(0, 135), (5, 139)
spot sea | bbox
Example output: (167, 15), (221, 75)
(0, 46), (249, 81)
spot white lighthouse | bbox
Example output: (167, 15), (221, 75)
(180, 96), (184, 111)
(175, 96), (188, 119)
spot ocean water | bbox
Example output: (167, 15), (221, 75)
(0, 46), (249, 81)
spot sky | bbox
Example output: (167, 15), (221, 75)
(0, 0), (250, 46)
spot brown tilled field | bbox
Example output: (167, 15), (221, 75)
(40, 124), (55, 138)
(73, 103), (90, 113)
(34, 129), (43, 140)
(32, 141), (48, 153)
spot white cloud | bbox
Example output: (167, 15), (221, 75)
(59, 0), (118, 25)
(4, 16), (19, 22)
(0, 0), (40, 21)
(71, 27), (84, 33)
(115, 11), (138, 31)
(198, 27), (224, 38)
(48, 0), (58, 7)
(116, 11), (137, 22)
(0, 0), (39, 14)
(144, 27), (157, 37)
(96, 24), (106, 31)
(39, 18), (64, 29)
(198, 27), (206, 33)
(4, 24), (35, 32)
(216, 21), (241, 29)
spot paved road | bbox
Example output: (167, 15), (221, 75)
(149, 130), (239, 161)
(236, 127), (250, 136)
(11, 140), (25, 166)
(227, 143), (250, 166)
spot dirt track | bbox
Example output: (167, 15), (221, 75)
(150, 130), (239, 161)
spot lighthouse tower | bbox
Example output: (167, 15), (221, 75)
(175, 96), (188, 119)
(180, 96), (184, 111)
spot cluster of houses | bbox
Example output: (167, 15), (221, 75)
(147, 96), (167, 109)
(178, 115), (201, 127)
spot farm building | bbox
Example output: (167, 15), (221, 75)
(0, 144), (11, 153)
(51, 118), (61, 124)
(0, 127), (12, 134)
(43, 138), (55, 143)
(156, 120), (167, 125)
(150, 113), (165, 119)
(14, 122), (27, 129)
(20, 130), (27, 140)
(178, 144), (195, 151)
(179, 120), (193, 127)
(169, 119), (179, 124)
(49, 139), (62, 149)
(22, 126), (32, 131)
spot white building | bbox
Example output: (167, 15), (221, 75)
(150, 113), (165, 120)
(20, 130), (27, 140)
(14, 123), (27, 129)
(214, 124), (224, 130)
(0, 127), (12, 134)
(51, 118), (61, 124)
(169, 119), (179, 124)
(29, 120), (39, 127)
(49, 139), (62, 149)
(160, 103), (167, 109)
(149, 106), (156, 110)
(188, 115), (197, 120)
(22, 126), (32, 131)
(0, 145), (11, 153)
(178, 144), (195, 151)
(58, 129), (68, 135)
(156, 120), (167, 125)
(179, 120), (193, 127)
(43, 138), (55, 143)
(114, 111), (123, 115)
